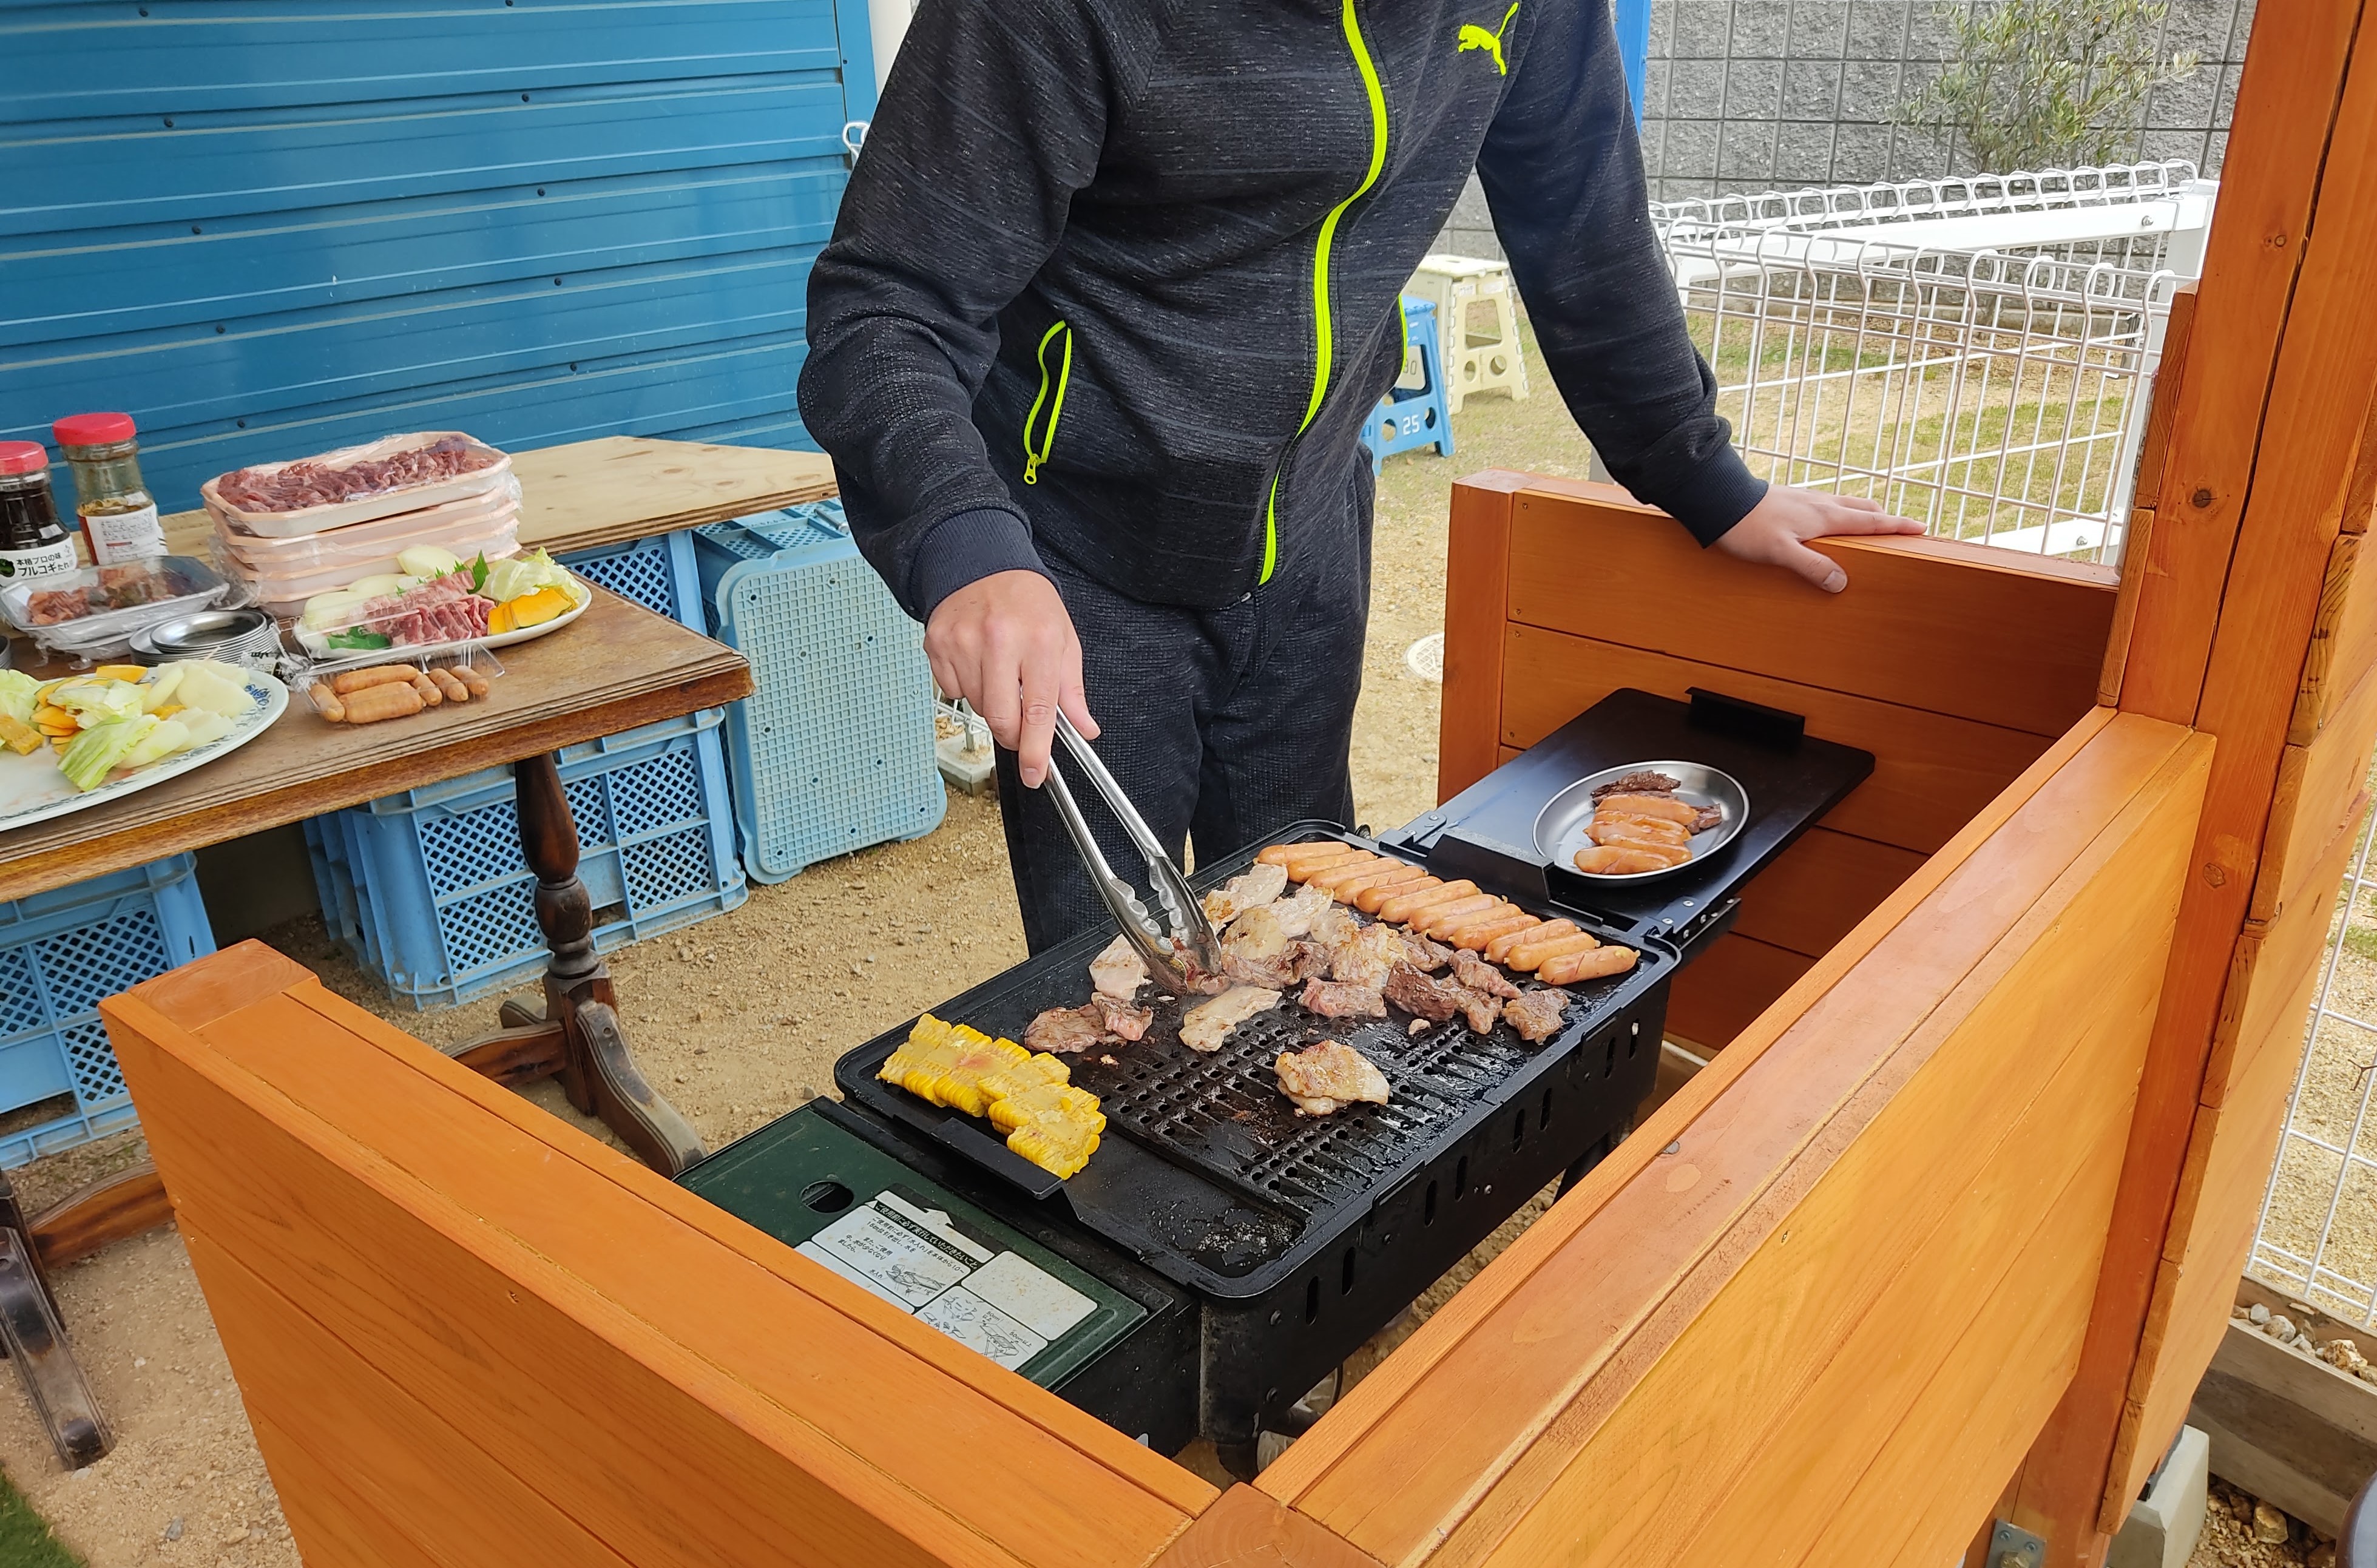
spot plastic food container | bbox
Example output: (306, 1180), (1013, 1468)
(0, 556), (232, 658)
(214, 487), (524, 615)
(201, 433), (512, 537)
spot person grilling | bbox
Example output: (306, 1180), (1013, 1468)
(797, 0), (1919, 953)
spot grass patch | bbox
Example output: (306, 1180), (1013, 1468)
(2345, 924), (2377, 965)
(0, 1466), (81, 1568)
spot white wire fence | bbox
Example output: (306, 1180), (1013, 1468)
(1651, 162), (2214, 567)
(2251, 796), (2377, 1325)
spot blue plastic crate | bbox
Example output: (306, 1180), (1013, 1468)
(557, 531), (704, 629)
(692, 504), (947, 882)
(0, 856), (214, 1166)
(305, 709), (748, 1009)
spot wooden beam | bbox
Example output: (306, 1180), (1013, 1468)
(2017, 0), (2377, 1549)
(1438, 473), (1523, 801)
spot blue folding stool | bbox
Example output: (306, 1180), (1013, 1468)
(1362, 296), (1458, 473)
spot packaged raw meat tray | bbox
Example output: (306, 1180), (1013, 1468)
(200, 433), (512, 537)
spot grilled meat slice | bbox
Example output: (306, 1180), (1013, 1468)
(1396, 929), (1455, 972)
(1450, 948), (1521, 999)
(1455, 987), (1500, 1032)
(1269, 884), (1334, 937)
(1087, 992), (1154, 1042)
(1300, 978), (1388, 1019)
(1275, 1039), (1391, 1115)
(1503, 987), (1571, 1043)
(1384, 961), (1464, 1023)
(1203, 862), (1288, 924)
(1090, 935), (1149, 999)
(1180, 985), (1282, 1052)
(1026, 1004), (1112, 1055)
(1329, 922), (1412, 990)
(1691, 802), (1726, 833)
(1591, 771), (1682, 800)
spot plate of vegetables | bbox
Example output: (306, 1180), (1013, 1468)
(291, 547), (591, 660)
(0, 661), (288, 834)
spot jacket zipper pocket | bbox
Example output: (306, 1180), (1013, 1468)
(1023, 320), (1074, 485)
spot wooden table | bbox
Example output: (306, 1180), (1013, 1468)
(159, 436), (838, 559)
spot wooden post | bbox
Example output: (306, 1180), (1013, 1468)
(2014, 0), (2377, 1553)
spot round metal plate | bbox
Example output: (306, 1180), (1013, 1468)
(1533, 760), (1751, 883)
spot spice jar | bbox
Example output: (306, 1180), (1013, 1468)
(52, 412), (166, 566)
(0, 442), (80, 583)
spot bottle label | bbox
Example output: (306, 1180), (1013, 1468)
(83, 503), (166, 565)
(0, 541), (81, 581)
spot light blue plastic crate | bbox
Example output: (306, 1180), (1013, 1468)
(691, 503), (947, 882)
(557, 530), (703, 627)
(0, 856), (214, 1166)
(305, 710), (746, 1009)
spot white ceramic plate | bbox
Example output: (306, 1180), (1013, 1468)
(0, 668), (290, 836)
(292, 580), (590, 661)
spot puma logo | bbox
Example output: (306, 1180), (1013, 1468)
(1457, 2), (1520, 74)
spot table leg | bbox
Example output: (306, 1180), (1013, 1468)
(449, 752), (706, 1177)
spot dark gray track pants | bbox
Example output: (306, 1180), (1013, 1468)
(996, 471), (1374, 954)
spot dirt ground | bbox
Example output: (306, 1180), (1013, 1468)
(0, 357), (2349, 1562)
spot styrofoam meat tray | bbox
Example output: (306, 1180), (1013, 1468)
(0, 667), (289, 834)
(201, 433), (512, 538)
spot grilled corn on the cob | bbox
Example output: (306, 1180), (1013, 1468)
(880, 1016), (1106, 1178)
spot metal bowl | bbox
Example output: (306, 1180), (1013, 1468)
(1532, 760), (1751, 883)
(131, 608), (282, 669)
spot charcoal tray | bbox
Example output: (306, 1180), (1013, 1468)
(836, 824), (1674, 1300)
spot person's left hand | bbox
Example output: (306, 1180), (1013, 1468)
(1711, 485), (1923, 593)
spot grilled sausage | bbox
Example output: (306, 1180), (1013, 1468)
(1505, 930), (1601, 973)
(1448, 912), (1540, 952)
(1306, 854), (1391, 893)
(1539, 945), (1639, 985)
(1489, 919), (1575, 964)
(1356, 873), (1440, 913)
(1410, 894), (1501, 937)
(1377, 879), (1479, 924)
(1328, 860), (1430, 902)
(1593, 792), (1700, 826)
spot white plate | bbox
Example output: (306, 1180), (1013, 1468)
(0, 669), (290, 835)
(292, 581), (590, 661)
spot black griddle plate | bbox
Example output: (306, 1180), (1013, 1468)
(837, 825), (1674, 1299)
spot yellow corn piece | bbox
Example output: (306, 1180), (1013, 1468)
(986, 1080), (1103, 1137)
(976, 1052), (1070, 1107)
(0, 714), (42, 756)
(880, 1013), (956, 1089)
(1007, 1118), (1100, 1180)
(932, 1034), (1029, 1117)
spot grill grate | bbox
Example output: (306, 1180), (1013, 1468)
(1064, 962), (1629, 1222)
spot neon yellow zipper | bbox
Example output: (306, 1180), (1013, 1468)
(1262, 0), (1389, 583)
(1023, 320), (1074, 485)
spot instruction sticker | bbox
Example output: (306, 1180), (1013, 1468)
(798, 1187), (1096, 1370)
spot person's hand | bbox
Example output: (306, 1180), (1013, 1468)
(924, 569), (1097, 788)
(1711, 485), (1923, 593)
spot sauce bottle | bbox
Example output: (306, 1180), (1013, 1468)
(52, 413), (167, 565)
(0, 442), (81, 583)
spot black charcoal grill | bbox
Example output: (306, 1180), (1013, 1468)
(827, 688), (1872, 1475)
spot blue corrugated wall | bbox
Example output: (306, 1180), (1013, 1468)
(1, 0), (874, 513)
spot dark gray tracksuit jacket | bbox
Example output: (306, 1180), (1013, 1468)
(797, 0), (1767, 621)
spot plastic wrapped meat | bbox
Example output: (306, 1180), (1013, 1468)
(1275, 1040), (1391, 1116)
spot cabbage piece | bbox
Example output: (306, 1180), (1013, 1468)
(59, 714), (155, 791)
(48, 678), (143, 721)
(0, 671), (39, 726)
(482, 548), (573, 607)
(121, 718), (190, 769)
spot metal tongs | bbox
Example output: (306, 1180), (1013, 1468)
(1041, 712), (1222, 988)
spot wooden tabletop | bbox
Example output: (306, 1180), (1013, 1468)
(160, 436), (839, 559)
(0, 589), (751, 903)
